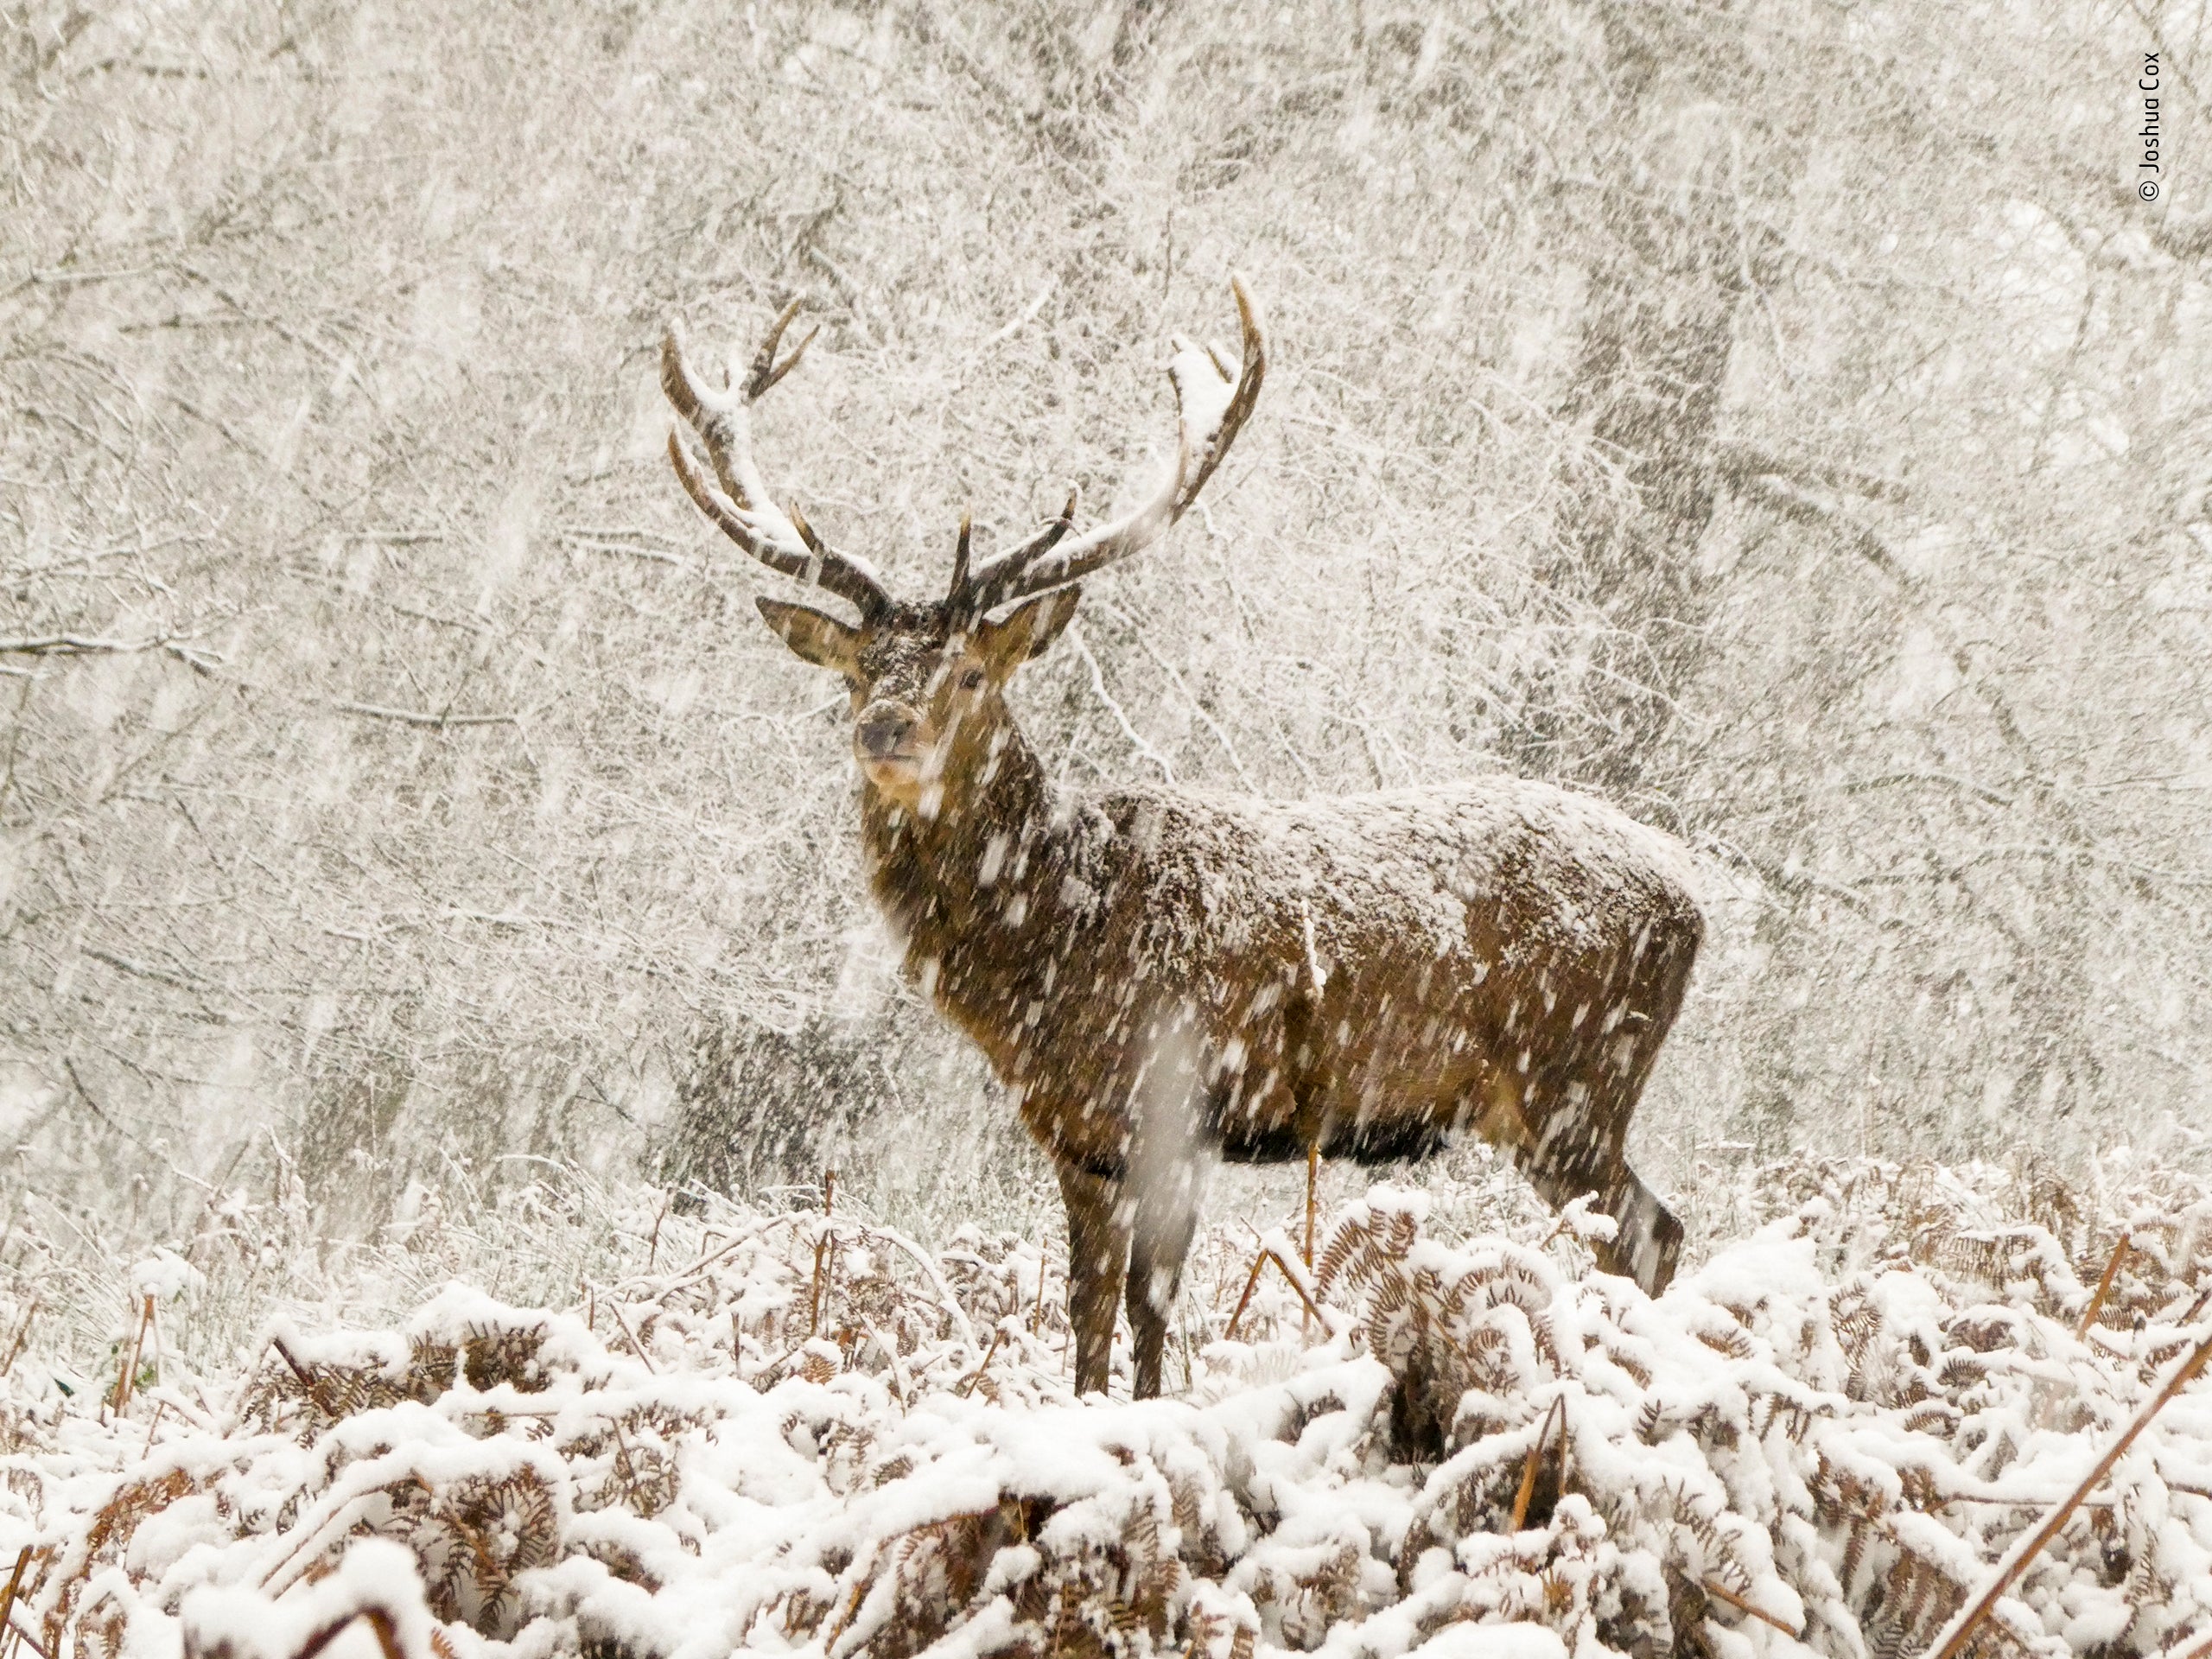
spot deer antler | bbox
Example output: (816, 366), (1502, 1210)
(663, 302), (893, 620)
(950, 276), (1267, 620)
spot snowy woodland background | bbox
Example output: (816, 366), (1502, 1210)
(16, 7), (2212, 1659)
(4, 0), (2212, 1284)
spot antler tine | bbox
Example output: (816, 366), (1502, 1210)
(950, 515), (974, 601)
(1018, 486), (1082, 563)
(661, 311), (891, 619)
(785, 498), (828, 558)
(953, 276), (1266, 617)
(1174, 274), (1267, 511)
(944, 491), (1076, 625)
(747, 300), (819, 400)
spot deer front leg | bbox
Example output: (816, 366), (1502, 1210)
(1058, 1161), (1130, 1398)
(1124, 1152), (1205, 1399)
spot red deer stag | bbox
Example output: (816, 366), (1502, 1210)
(661, 281), (1703, 1400)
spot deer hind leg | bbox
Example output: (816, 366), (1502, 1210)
(1519, 1098), (1679, 1294)
(1471, 1058), (1682, 1297)
(1591, 1060), (1689, 1296)
(1599, 923), (1702, 1293)
(1608, 1165), (1683, 1294)
(1058, 1161), (1130, 1398)
(1526, 929), (1700, 1295)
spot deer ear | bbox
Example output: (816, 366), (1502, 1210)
(982, 586), (1081, 675)
(757, 596), (861, 675)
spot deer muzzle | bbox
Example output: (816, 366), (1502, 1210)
(855, 702), (925, 768)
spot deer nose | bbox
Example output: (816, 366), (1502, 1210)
(855, 702), (919, 760)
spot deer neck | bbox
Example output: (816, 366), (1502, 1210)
(859, 721), (1059, 951)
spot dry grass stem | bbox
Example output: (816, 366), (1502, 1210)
(809, 1168), (837, 1338)
(5, 1613), (49, 1659)
(0, 1548), (29, 1659)
(1510, 1396), (1567, 1532)
(110, 1294), (153, 1414)
(1700, 1577), (1803, 1637)
(1222, 1245), (1326, 1341)
(954, 1328), (1007, 1397)
(601, 1300), (657, 1375)
(289, 1608), (408, 1659)
(2078, 1233), (2133, 1337)
(1, 1303), (36, 1378)
(1928, 1325), (2212, 1659)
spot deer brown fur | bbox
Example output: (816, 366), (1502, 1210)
(662, 283), (1703, 1400)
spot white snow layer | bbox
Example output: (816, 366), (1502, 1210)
(4, 1155), (2211, 1659)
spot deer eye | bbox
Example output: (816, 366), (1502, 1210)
(958, 665), (986, 690)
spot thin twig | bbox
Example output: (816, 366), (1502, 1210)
(111, 1294), (153, 1414)
(1263, 1246), (1326, 1325)
(1927, 1324), (2212, 1659)
(1304, 1147), (1319, 1269)
(1303, 1146), (1320, 1338)
(601, 1299), (658, 1375)
(1222, 1249), (1269, 1341)
(0, 633), (163, 656)
(0, 1548), (30, 1659)
(1700, 1578), (1802, 1637)
(333, 702), (517, 728)
(954, 1328), (1008, 1398)
(1066, 623), (1174, 781)
(977, 278), (1057, 353)
(809, 1169), (837, 1337)
(1222, 1246), (1327, 1340)
(659, 1213), (803, 1291)
(260, 1484), (410, 1594)
(270, 1334), (337, 1416)
(291, 1608), (407, 1659)
(82, 948), (204, 991)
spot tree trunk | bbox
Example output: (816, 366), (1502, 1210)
(1525, 11), (1752, 803)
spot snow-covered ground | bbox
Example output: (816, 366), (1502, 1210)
(6, 1155), (2211, 1659)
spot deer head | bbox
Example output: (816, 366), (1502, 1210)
(661, 282), (1267, 819)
